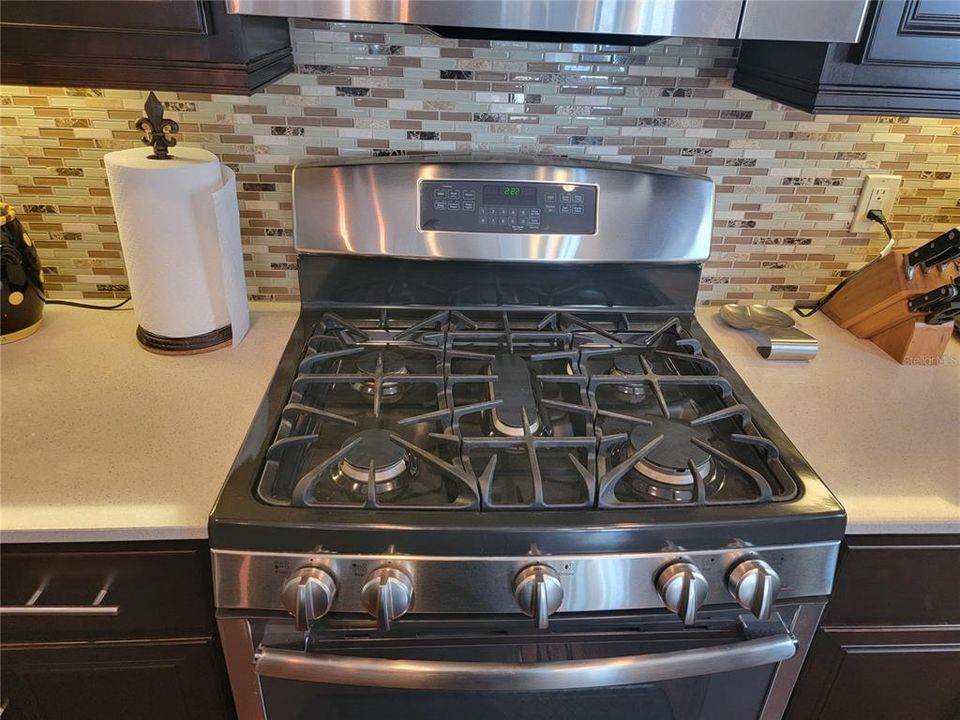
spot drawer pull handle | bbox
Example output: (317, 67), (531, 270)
(0, 605), (119, 616)
(1, 579), (118, 617)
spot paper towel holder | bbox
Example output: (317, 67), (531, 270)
(136, 91), (179, 160)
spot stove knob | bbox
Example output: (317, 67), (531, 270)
(727, 556), (781, 621)
(361, 567), (414, 632)
(513, 565), (563, 630)
(281, 566), (337, 631)
(655, 560), (709, 626)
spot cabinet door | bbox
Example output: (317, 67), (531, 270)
(0, 0), (292, 93)
(1, 636), (233, 720)
(0, 0), (209, 35)
(1, 541), (219, 643)
(857, 0), (960, 66)
(734, 0), (960, 116)
(785, 626), (960, 720)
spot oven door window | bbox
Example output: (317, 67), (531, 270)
(253, 611), (794, 720)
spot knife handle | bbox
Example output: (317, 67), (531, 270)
(907, 284), (959, 313)
(905, 227), (960, 279)
(926, 301), (960, 326)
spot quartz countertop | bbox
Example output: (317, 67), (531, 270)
(696, 308), (960, 534)
(2, 303), (956, 544)
(0, 303), (299, 543)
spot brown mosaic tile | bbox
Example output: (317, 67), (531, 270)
(1, 25), (957, 304)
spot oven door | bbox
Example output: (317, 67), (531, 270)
(219, 602), (823, 720)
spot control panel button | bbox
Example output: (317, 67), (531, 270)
(419, 180), (595, 234)
(655, 560), (708, 627)
(513, 565), (563, 630)
(726, 556), (781, 621)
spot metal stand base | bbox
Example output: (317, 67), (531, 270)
(136, 324), (232, 355)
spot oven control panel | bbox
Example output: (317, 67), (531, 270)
(418, 180), (598, 234)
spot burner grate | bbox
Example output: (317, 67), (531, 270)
(257, 309), (799, 511)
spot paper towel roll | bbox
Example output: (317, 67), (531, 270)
(104, 146), (250, 347)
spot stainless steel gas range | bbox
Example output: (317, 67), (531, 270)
(210, 156), (845, 720)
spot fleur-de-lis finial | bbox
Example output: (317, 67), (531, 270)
(135, 91), (179, 160)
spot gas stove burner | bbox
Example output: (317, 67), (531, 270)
(629, 418), (714, 488)
(610, 355), (648, 399)
(334, 429), (409, 494)
(489, 354), (541, 437)
(353, 350), (408, 402)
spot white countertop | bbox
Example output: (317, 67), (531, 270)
(2, 303), (956, 544)
(0, 303), (299, 543)
(696, 308), (960, 535)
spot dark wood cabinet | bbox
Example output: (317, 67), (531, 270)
(785, 535), (960, 720)
(2, 637), (230, 720)
(734, 0), (960, 117)
(0, 0), (292, 94)
(0, 540), (235, 720)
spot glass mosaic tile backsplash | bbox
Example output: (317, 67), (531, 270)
(1, 19), (957, 305)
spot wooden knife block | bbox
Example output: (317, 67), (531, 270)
(870, 319), (953, 364)
(821, 248), (958, 365)
(822, 249), (958, 335)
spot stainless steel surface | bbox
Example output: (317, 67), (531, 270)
(212, 542), (838, 616)
(759, 601), (826, 720)
(655, 560), (709, 627)
(727, 556), (782, 621)
(360, 566), (414, 632)
(228, 0), (868, 42)
(253, 620), (797, 690)
(739, 0), (869, 42)
(280, 566), (337, 630)
(720, 304), (796, 330)
(218, 603), (825, 720)
(513, 564), (564, 629)
(218, 616), (267, 720)
(719, 304), (819, 361)
(755, 326), (820, 361)
(0, 605), (119, 616)
(227, 0), (743, 39)
(292, 157), (713, 263)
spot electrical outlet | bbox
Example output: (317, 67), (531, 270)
(850, 174), (901, 233)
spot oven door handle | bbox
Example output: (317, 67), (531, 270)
(254, 622), (797, 691)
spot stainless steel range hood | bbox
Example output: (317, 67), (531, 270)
(226, 0), (870, 43)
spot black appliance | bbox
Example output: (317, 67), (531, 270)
(1, 203), (44, 344)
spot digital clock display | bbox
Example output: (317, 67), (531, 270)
(482, 184), (537, 205)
